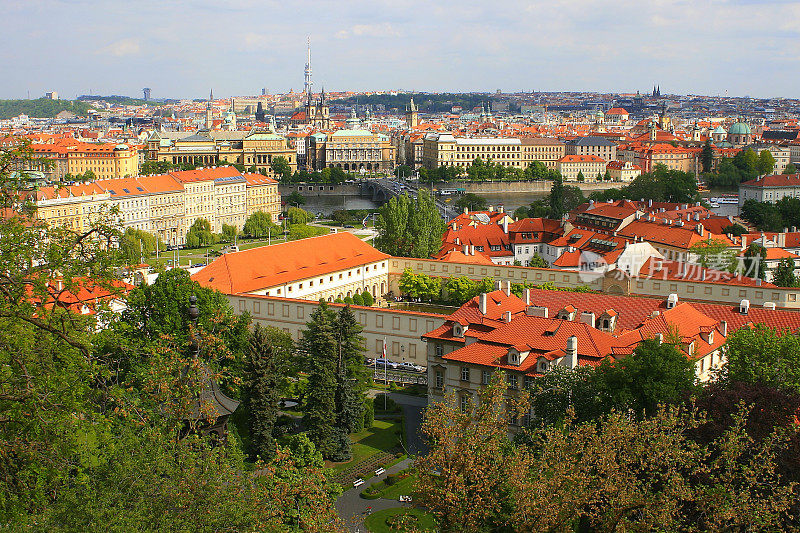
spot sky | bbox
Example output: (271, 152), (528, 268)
(3, 0), (800, 100)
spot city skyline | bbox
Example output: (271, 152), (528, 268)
(4, 0), (800, 101)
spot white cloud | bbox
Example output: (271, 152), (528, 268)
(336, 22), (399, 39)
(97, 38), (141, 57)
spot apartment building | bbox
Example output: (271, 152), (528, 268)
(520, 138), (566, 170)
(243, 173), (281, 224)
(564, 136), (617, 161)
(557, 155), (607, 180)
(34, 183), (111, 233)
(29, 141), (139, 180)
(422, 133), (523, 169)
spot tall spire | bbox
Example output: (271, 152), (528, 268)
(304, 36), (313, 97)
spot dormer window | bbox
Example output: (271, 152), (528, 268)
(509, 350), (519, 365)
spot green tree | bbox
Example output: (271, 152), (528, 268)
(772, 257), (797, 287)
(352, 293), (364, 306)
(722, 223), (747, 237)
(286, 206), (311, 225)
(286, 191), (306, 207)
(529, 254), (548, 268)
(375, 189), (445, 258)
(723, 324), (800, 393)
(548, 173), (564, 219)
(701, 139), (714, 173)
(742, 242), (767, 279)
(785, 162), (797, 175)
(591, 339), (696, 416)
(243, 210), (274, 238)
(243, 323), (280, 461)
(688, 238), (737, 271)
(445, 276), (478, 305)
(361, 290), (374, 306)
(119, 227), (162, 265)
(455, 192), (488, 212)
(185, 218), (217, 248)
(757, 149), (777, 175)
(398, 268), (442, 301)
(221, 223), (238, 243)
(300, 303), (338, 451)
(269, 156), (292, 182)
(576, 170), (585, 182)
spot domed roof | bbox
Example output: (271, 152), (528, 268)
(728, 122), (751, 135)
(595, 109), (604, 116)
(712, 125), (726, 134)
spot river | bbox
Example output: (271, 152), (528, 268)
(303, 191), (739, 219)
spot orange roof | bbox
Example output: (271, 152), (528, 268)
(559, 155), (606, 163)
(192, 232), (390, 294)
(243, 173), (278, 186)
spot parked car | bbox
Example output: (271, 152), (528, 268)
(221, 245), (239, 254)
(399, 362), (424, 372)
(374, 358), (398, 369)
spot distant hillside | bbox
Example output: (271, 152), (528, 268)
(0, 98), (91, 119)
(335, 92), (492, 113)
(78, 94), (163, 107)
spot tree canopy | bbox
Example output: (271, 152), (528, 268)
(375, 189), (445, 258)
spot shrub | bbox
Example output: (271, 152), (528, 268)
(374, 394), (399, 413)
(361, 291), (374, 306)
(343, 296), (353, 305)
(363, 400), (374, 428)
(385, 474), (399, 486)
(352, 293), (364, 306)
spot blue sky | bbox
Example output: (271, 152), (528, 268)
(3, 0), (799, 100)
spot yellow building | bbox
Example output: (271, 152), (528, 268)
(34, 182), (110, 233)
(557, 155), (607, 181)
(30, 142), (139, 180)
(146, 129), (296, 180)
(422, 133), (523, 170)
(306, 130), (396, 173)
(520, 138), (566, 170)
(244, 173), (281, 224)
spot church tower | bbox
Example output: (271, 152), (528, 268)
(405, 97), (419, 129)
(205, 89), (213, 129)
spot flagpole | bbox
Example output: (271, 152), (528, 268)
(383, 337), (388, 411)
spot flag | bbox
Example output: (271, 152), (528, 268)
(383, 338), (388, 384)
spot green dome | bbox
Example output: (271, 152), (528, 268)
(728, 122), (751, 135)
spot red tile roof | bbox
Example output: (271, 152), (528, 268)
(191, 232), (390, 295)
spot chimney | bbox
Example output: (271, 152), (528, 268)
(464, 206), (469, 214)
(479, 293), (488, 315)
(655, 333), (663, 344)
(792, 226), (797, 233)
(741, 235), (747, 250)
(526, 305), (548, 318)
(580, 311), (596, 327)
(488, 204), (494, 212)
(565, 336), (578, 369)
(667, 293), (679, 309)
(455, 236), (460, 244)
(701, 270), (706, 281)
(499, 205), (505, 213)
(504, 310), (512, 323)
(463, 244), (469, 254)
(719, 320), (728, 337)
(756, 278), (762, 286)
(648, 199), (653, 207)
(502, 219), (509, 233)
(778, 232), (786, 248)
(650, 310), (661, 318)
(696, 224), (704, 236)
(525, 288), (532, 305)
(764, 302), (776, 310)
(495, 280), (503, 291)
(470, 245), (475, 255)
(504, 280), (511, 297)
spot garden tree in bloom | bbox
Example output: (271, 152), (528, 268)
(418, 372), (797, 532)
(0, 143), (343, 529)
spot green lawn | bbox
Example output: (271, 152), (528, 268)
(364, 507), (437, 533)
(381, 473), (418, 500)
(328, 419), (402, 474)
